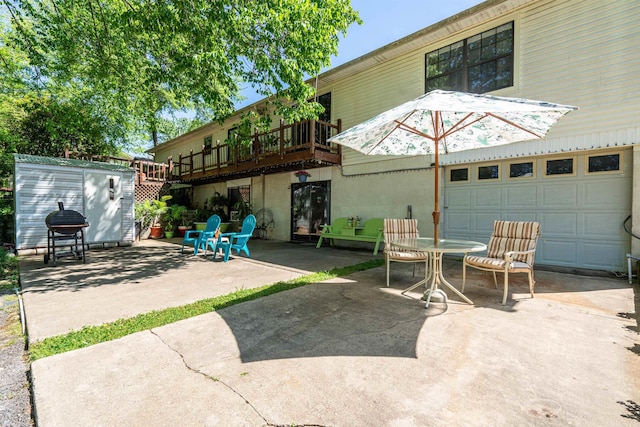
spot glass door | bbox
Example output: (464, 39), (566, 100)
(291, 181), (330, 241)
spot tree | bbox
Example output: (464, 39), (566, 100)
(15, 97), (119, 158)
(2, 0), (361, 148)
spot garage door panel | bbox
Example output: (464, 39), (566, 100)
(540, 212), (578, 237)
(539, 239), (577, 265)
(475, 187), (502, 207)
(541, 184), (578, 208)
(446, 188), (472, 208)
(584, 181), (631, 208)
(446, 212), (472, 233)
(583, 213), (627, 239)
(504, 212), (538, 222)
(582, 241), (627, 270)
(505, 185), (538, 207)
(476, 213), (503, 232)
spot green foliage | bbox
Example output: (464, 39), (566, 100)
(0, 248), (19, 289)
(28, 258), (384, 360)
(162, 204), (187, 230)
(0, 194), (14, 244)
(15, 97), (119, 158)
(233, 199), (253, 221)
(209, 192), (230, 222)
(135, 195), (172, 228)
(2, 0), (361, 149)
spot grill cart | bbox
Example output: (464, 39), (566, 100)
(44, 203), (89, 266)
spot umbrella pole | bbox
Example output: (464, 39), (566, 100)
(432, 146), (439, 242)
(432, 114), (440, 243)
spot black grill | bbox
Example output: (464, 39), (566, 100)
(44, 202), (89, 266)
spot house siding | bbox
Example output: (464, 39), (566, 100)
(150, 0), (639, 270)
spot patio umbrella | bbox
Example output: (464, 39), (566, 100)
(328, 89), (577, 241)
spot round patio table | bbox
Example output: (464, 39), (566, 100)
(392, 237), (487, 308)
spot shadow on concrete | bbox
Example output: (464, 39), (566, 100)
(19, 244), (202, 294)
(217, 276), (432, 362)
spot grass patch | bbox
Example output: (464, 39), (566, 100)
(0, 248), (19, 293)
(29, 259), (384, 360)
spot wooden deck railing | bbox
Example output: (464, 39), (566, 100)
(171, 118), (342, 180)
(64, 150), (171, 183)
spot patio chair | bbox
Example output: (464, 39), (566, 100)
(383, 219), (429, 287)
(462, 220), (541, 305)
(181, 214), (221, 255)
(215, 214), (257, 262)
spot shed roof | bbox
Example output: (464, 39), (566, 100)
(14, 154), (134, 173)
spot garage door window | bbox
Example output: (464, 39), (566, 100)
(587, 153), (620, 174)
(450, 167), (469, 182)
(545, 158), (574, 176)
(478, 165), (499, 180)
(509, 161), (535, 179)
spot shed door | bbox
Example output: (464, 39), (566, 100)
(442, 151), (631, 271)
(84, 171), (122, 243)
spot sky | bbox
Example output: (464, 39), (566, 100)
(235, 0), (485, 109)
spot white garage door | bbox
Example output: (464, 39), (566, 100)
(442, 150), (631, 271)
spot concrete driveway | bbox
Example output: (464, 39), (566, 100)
(20, 239), (640, 426)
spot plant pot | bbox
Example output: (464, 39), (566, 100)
(164, 231), (174, 239)
(219, 223), (231, 233)
(297, 175), (308, 183)
(177, 226), (189, 237)
(149, 226), (163, 239)
(194, 222), (207, 231)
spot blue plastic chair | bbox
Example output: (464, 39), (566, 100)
(215, 214), (257, 262)
(181, 214), (221, 255)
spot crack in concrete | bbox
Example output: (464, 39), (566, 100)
(148, 329), (270, 425)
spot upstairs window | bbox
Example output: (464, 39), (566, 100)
(425, 22), (514, 94)
(203, 136), (212, 153)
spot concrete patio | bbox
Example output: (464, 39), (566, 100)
(19, 239), (640, 426)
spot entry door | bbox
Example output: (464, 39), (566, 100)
(84, 171), (122, 243)
(291, 181), (330, 241)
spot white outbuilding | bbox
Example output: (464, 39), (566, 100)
(14, 154), (136, 254)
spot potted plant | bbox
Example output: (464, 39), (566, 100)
(177, 209), (192, 237)
(230, 199), (253, 231)
(135, 196), (171, 239)
(146, 195), (172, 238)
(294, 170), (311, 182)
(163, 204), (186, 239)
(209, 192), (231, 232)
(193, 208), (213, 231)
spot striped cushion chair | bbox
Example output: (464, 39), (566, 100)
(383, 219), (429, 288)
(463, 221), (541, 305)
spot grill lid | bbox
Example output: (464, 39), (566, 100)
(45, 202), (88, 228)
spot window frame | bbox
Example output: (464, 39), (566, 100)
(448, 167), (470, 183)
(477, 164), (500, 181)
(585, 152), (622, 175)
(544, 156), (576, 178)
(507, 160), (536, 180)
(425, 21), (514, 94)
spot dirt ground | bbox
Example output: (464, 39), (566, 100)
(0, 290), (32, 427)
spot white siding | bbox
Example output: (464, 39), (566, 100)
(15, 161), (136, 251)
(15, 164), (84, 250)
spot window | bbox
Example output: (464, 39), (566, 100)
(588, 153), (620, 173)
(317, 92), (331, 123)
(509, 161), (534, 178)
(425, 22), (514, 94)
(546, 158), (574, 176)
(450, 168), (469, 182)
(204, 136), (212, 153)
(478, 165), (499, 180)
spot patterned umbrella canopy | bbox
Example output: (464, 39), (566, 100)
(328, 90), (577, 240)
